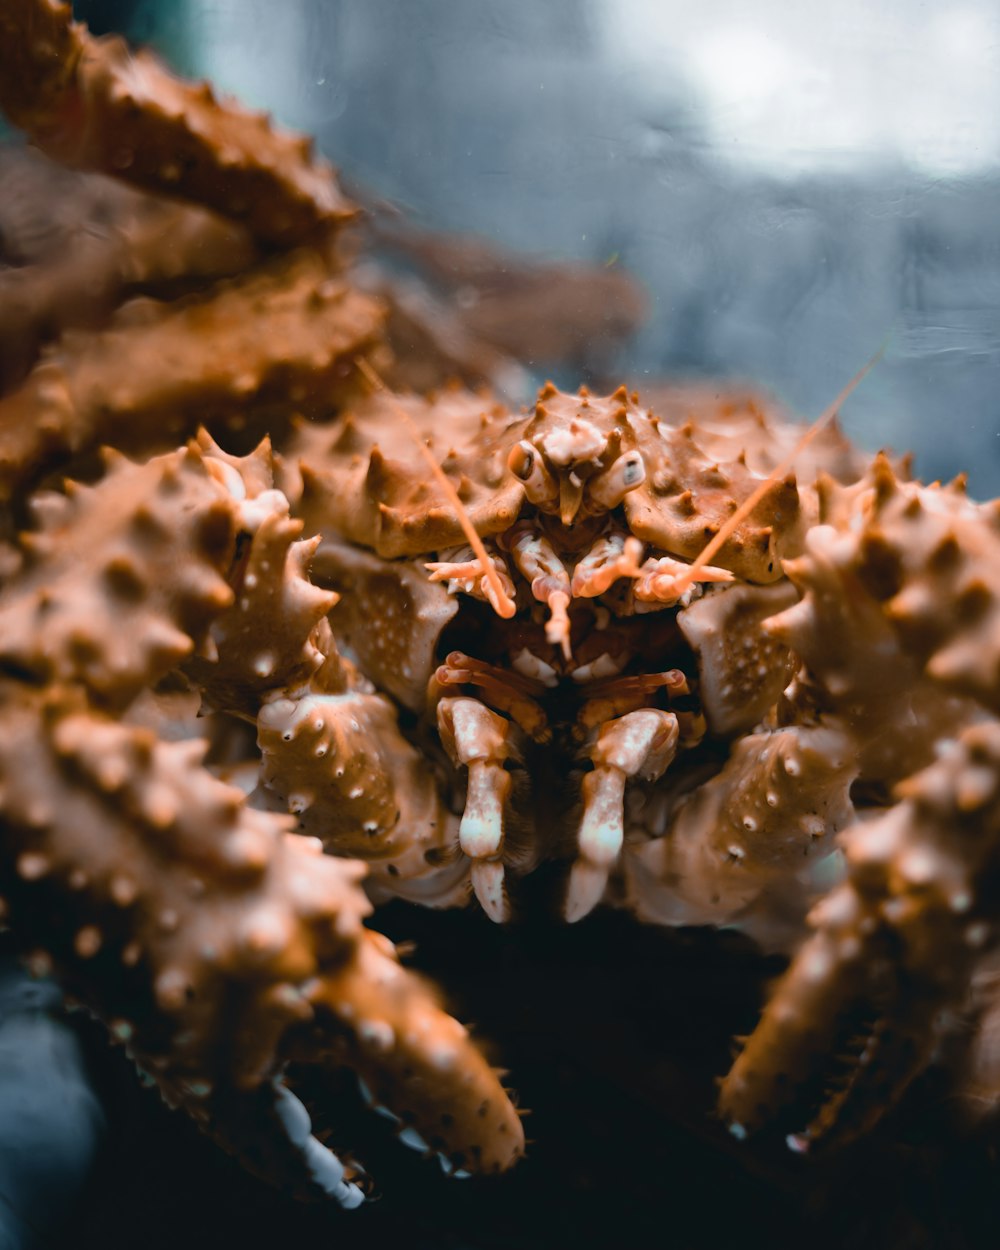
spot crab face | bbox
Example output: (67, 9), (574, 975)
(506, 383), (647, 525)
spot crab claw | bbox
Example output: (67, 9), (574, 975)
(196, 1078), (365, 1207)
(719, 723), (1000, 1149)
(0, 688), (523, 1205)
(301, 929), (524, 1175)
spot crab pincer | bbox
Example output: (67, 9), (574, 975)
(720, 723), (1000, 1150)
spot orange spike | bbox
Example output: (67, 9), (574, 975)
(671, 343), (887, 596)
(354, 357), (516, 617)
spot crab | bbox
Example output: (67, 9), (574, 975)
(2, 0), (1000, 1216)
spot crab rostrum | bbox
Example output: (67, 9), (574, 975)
(2, 0), (1000, 1213)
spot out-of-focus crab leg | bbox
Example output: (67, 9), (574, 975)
(0, 443), (240, 705)
(0, 148), (259, 388)
(437, 697), (520, 923)
(0, 249), (383, 501)
(0, 686), (523, 1201)
(302, 927), (524, 1176)
(565, 708), (679, 923)
(0, 0), (356, 246)
(719, 722), (1000, 1149)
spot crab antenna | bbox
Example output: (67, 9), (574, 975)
(672, 342), (888, 595)
(354, 357), (517, 617)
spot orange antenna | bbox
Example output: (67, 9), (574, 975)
(672, 342), (887, 595)
(354, 357), (516, 617)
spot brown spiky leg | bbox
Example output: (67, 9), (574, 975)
(0, 0), (356, 245)
(437, 697), (521, 923)
(565, 709), (679, 922)
(0, 686), (523, 1204)
(719, 722), (1000, 1150)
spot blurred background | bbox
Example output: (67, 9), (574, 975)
(76, 0), (1000, 494)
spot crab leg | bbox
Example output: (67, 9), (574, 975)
(433, 651), (549, 741)
(437, 697), (521, 923)
(623, 724), (856, 948)
(720, 722), (1000, 1149)
(576, 669), (690, 732)
(565, 708), (679, 922)
(259, 681), (467, 906)
(0, 0), (356, 246)
(0, 686), (523, 1202)
(0, 248), (383, 501)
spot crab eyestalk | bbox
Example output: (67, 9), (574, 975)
(587, 450), (646, 511)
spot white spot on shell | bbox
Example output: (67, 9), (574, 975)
(900, 848), (937, 885)
(966, 922), (990, 948)
(17, 852), (49, 880)
(428, 1043), (457, 1071)
(74, 926), (102, 958)
(358, 1019), (395, 1052)
(804, 946), (833, 981)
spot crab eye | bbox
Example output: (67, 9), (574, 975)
(508, 441), (535, 481)
(507, 440), (559, 509)
(588, 451), (646, 510)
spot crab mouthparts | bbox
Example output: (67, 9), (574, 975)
(559, 477), (584, 525)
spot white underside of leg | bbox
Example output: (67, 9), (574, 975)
(564, 860), (610, 922)
(471, 860), (510, 922)
(459, 761), (505, 860)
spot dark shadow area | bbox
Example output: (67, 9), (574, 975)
(44, 905), (1000, 1250)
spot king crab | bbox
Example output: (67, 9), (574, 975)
(2, 0), (1000, 1216)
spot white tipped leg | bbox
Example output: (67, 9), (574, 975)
(471, 860), (509, 923)
(462, 758), (513, 921)
(438, 697), (516, 922)
(566, 764), (627, 922)
(565, 708), (679, 922)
